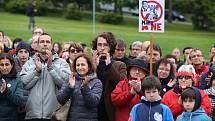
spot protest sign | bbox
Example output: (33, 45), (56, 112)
(139, 0), (165, 32)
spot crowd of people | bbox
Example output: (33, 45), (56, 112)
(0, 27), (215, 121)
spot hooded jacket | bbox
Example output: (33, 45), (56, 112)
(176, 107), (212, 121)
(161, 86), (211, 120)
(129, 96), (173, 121)
(57, 73), (102, 121)
(20, 53), (70, 119)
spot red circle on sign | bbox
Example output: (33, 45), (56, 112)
(141, 0), (163, 23)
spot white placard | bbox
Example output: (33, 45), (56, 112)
(139, 0), (165, 32)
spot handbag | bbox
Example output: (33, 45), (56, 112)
(51, 99), (71, 121)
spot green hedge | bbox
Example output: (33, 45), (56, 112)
(64, 3), (82, 20)
(99, 12), (123, 24)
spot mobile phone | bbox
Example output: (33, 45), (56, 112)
(100, 56), (107, 60)
(0, 78), (2, 90)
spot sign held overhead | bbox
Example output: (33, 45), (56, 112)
(139, 0), (165, 32)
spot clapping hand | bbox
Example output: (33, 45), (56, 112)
(82, 76), (90, 88)
(34, 53), (42, 72)
(129, 77), (142, 93)
(46, 50), (53, 68)
(1, 79), (6, 93)
(69, 72), (75, 88)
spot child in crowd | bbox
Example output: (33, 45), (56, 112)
(204, 74), (215, 120)
(161, 65), (211, 120)
(129, 76), (174, 121)
(177, 87), (212, 121)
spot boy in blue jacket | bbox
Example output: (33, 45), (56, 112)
(176, 87), (212, 121)
(129, 76), (173, 121)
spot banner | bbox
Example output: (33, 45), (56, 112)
(139, 0), (165, 32)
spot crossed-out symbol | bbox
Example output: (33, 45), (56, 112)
(141, 0), (163, 23)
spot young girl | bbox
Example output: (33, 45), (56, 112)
(204, 74), (215, 120)
(0, 53), (23, 121)
(177, 87), (212, 121)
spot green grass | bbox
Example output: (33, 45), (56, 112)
(0, 12), (214, 60)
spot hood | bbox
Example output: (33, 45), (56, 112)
(181, 107), (206, 119)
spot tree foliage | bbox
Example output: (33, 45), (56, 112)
(172, 0), (215, 30)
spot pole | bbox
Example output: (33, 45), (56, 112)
(150, 32), (153, 77)
(93, 0), (95, 34)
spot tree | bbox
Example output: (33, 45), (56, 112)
(102, 0), (137, 15)
(167, 0), (173, 23)
(173, 0), (215, 30)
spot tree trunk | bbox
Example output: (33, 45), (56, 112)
(168, 0), (173, 23)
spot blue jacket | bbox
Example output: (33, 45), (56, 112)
(57, 73), (102, 121)
(129, 96), (174, 121)
(176, 107), (212, 121)
(0, 77), (24, 121)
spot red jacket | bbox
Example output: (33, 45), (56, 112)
(194, 64), (208, 87)
(161, 88), (211, 120)
(111, 78), (143, 121)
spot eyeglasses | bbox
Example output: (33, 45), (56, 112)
(116, 48), (125, 51)
(178, 76), (192, 80)
(70, 49), (83, 53)
(97, 43), (109, 48)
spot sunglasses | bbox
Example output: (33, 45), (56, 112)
(70, 49), (82, 53)
(178, 76), (192, 80)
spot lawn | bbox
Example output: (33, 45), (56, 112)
(0, 12), (214, 60)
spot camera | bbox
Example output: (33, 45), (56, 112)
(208, 67), (215, 76)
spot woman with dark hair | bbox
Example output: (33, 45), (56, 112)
(154, 58), (176, 97)
(57, 53), (102, 121)
(0, 53), (23, 121)
(52, 42), (62, 55)
(68, 42), (84, 64)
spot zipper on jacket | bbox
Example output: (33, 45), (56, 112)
(149, 103), (151, 121)
(41, 63), (45, 118)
